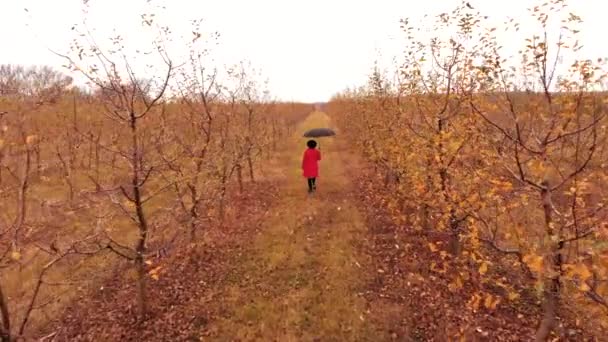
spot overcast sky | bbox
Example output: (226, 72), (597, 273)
(1, 0), (606, 102)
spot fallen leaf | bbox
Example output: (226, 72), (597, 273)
(479, 262), (488, 275)
(10, 251), (21, 261)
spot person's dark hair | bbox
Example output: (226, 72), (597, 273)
(306, 140), (317, 148)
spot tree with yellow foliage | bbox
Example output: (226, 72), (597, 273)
(329, 0), (608, 339)
(469, 0), (608, 339)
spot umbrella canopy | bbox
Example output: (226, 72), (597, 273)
(303, 127), (336, 138)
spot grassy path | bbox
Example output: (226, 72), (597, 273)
(202, 112), (383, 341)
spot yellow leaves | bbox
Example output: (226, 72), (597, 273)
(430, 261), (447, 274)
(564, 263), (594, 291)
(523, 254), (544, 274)
(489, 178), (513, 192)
(146, 260), (162, 280)
(514, 224), (525, 238)
(414, 181), (426, 195)
(528, 158), (547, 178)
(468, 292), (501, 312)
(508, 291), (520, 301)
(578, 282), (590, 292)
(123, 199), (136, 210)
(478, 262), (488, 275)
(149, 265), (162, 281)
(483, 293), (501, 310)
(494, 278), (520, 302)
(26, 134), (38, 146)
(448, 275), (464, 292)
(10, 250), (21, 261)
(565, 180), (592, 196)
(447, 139), (463, 154)
(571, 263), (593, 281)
(468, 293), (482, 311)
(328, 39), (608, 324)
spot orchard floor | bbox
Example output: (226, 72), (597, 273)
(200, 112), (384, 341)
(56, 112), (601, 341)
(197, 112), (602, 341)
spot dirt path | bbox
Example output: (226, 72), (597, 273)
(202, 112), (384, 341)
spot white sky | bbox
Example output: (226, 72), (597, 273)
(1, 0), (606, 102)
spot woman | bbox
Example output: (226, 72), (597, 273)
(301, 139), (321, 193)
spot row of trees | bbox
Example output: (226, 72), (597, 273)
(328, 0), (607, 339)
(0, 7), (311, 342)
(0, 65), (73, 101)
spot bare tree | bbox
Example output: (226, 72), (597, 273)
(0, 64), (72, 103)
(56, 7), (174, 320)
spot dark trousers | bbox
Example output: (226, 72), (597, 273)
(307, 178), (316, 192)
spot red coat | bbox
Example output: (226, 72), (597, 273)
(302, 148), (321, 178)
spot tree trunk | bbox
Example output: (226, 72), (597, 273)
(13, 149), (31, 251)
(130, 116), (149, 321)
(535, 180), (561, 342)
(189, 216), (197, 242)
(35, 147), (41, 179)
(383, 169), (390, 188)
(271, 120), (277, 150)
(0, 282), (11, 342)
(448, 216), (461, 256)
(94, 137), (101, 192)
(247, 152), (255, 182)
(439, 166), (460, 255)
(87, 135), (93, 170)
(218, 172), (227, 224)
(135, 251), (147, 321)
(134, 186), (148, 320)
(66, 174), (74, 205)
(110, 134), (118, 171)
(189, 190), (200, 242)
(18, 265), (48, 336)
(0, 153), (3, 184)
(436, 116), (461, 255)
(236, 164), (243, 193)
(421, 204), (430, 231)
(57, 151), (74, 206)
(536, 281), (558, 342)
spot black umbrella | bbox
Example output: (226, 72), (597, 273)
(303, 127), (336, 138)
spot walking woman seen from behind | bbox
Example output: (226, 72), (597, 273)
(302, 139), (321, 193)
